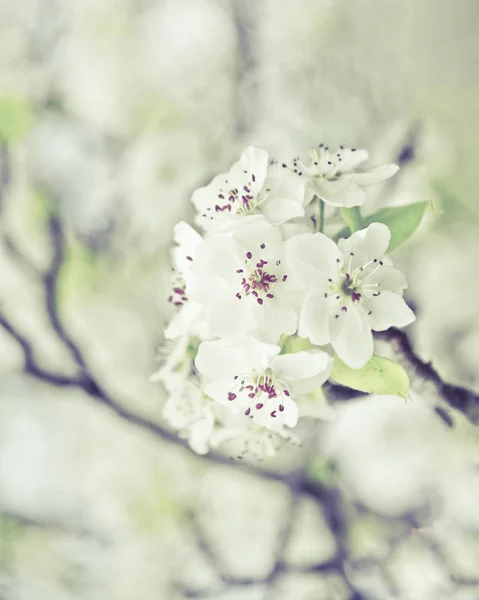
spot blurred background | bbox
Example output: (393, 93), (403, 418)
(0, 0), (479, 598)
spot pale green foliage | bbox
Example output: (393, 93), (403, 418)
(0, 97), (32, 142)
(335, 202), (430, 252)
(331, 355), (409, 399)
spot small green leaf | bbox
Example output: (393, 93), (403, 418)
(365, 202), (429, 251)
(279, 334), (313, 354)
(0, 97), (32, 142)
(341, 206), (363, 233)
(331, 355), (409, 399)
(334, 202), (429, 251)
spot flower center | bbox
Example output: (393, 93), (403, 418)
(341, 273), (362, 302)
(168, 276), (188, 307)
(226, 368), (290, 420)
(201, 170), (271, 221)
(235, 242), (288, 305)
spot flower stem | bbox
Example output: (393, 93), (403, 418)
(341, 206), (363, 233)
(318, 198), (325, 233)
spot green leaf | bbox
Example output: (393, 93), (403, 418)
(341, 206), (363, 233)
(279, 334), (313, 354)
(334, 202), (429, 252)
(0, 97), (32, 142)
(331, 355), (409, 399)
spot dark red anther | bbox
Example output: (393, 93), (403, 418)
(246, 252), (252, 259)
(283, 390), (290, 396)
(228, 393), (236, 401)
(255, 403), (264, 410)
(279, 405), (285, 412)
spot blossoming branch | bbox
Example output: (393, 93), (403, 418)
(152, 145), (429, 458)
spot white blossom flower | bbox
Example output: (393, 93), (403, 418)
(161, 372), (215, 455)
(188, 219), (301, 342)
(151, 335), (216, 455)
(192, 146), (306, 231)
(195, 336), (333, 432)
(291, 145), (399, 208)
(210, 417), (301, 459)
(165, 221), (207, 340)
(286, 223), (415, 368)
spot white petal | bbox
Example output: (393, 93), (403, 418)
(344, 163), (399, 186)
(204, 378), (238, 405)
(271, 350), (330, 386)
(296, 389), (335, 420)
(313, 178), (366, 207)
(337, 148), (369, 171)
(193, 234), (242, 285)
(208, 294), (254, 338)
(284, 232), (342, 289)
(265, 169), (306, 210)
(363, 291), (416, 331)
(330, 305), (373, 369)
(289, 354), (334, 396)
(233, 218), (283, 255)
(366, 266), (408, 295)
(229, 146), (269, 194)
(164, 302), (203, 339)
(173, 220), (203, 250)
(262, 195), (305, 224)
(253, 300), (298, 343)
(191, 173), (228, 212)
(188, 414), (215, 455)
(338, 222), (391, 270)
(298, 289), (331, 345)
(196, 337), (280, 380)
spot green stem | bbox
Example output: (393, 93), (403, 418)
(318, 198), (325, 233)
(341, 206), (363, 233)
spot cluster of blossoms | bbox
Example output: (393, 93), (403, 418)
(152, 145), (415, 457)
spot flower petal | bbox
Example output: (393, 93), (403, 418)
(253, 299), (298, 343)
(330, 305), (373, 368)
(262, 195), (305, 224)
(271, 350), (332, 395)
(196, 337), (280, 380)
(366, 265), (408, 295)
(284, 232), (342, 289)
(338, 148), (369, 171)
(344, 163), (399, 186)
(191, 173), (228, 212)
(188, 414), (215, 455)
(313, 178), (366, 207)
(164, 302), (203, 339)
(363, 291), (415, 331)
(271, 350), (331, 385)
(208, 293), (253, 338)
(338, 222), (391, 270)
(298, 289), (331, 345)
(229, 146), (269, 194)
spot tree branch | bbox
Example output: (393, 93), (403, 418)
(375, 328), (479, 424)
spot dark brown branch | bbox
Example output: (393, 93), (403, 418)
(375, 328), (479, 424)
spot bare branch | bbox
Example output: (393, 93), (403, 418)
(375, 328), (479, 424)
